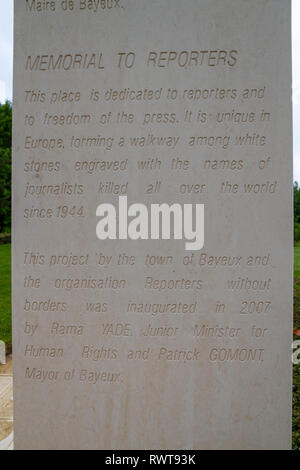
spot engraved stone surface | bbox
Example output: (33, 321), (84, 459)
(13, 0), (293, 450)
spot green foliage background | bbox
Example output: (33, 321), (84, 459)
(0, 243), (11, 351)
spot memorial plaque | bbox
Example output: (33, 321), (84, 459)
(13, 0), (293, 450)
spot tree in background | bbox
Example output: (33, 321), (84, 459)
(0, 101), (12, 233)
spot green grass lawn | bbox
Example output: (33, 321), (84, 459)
(0, 243), (11, 352)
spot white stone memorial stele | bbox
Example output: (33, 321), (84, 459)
(12, 0), (293, 450)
